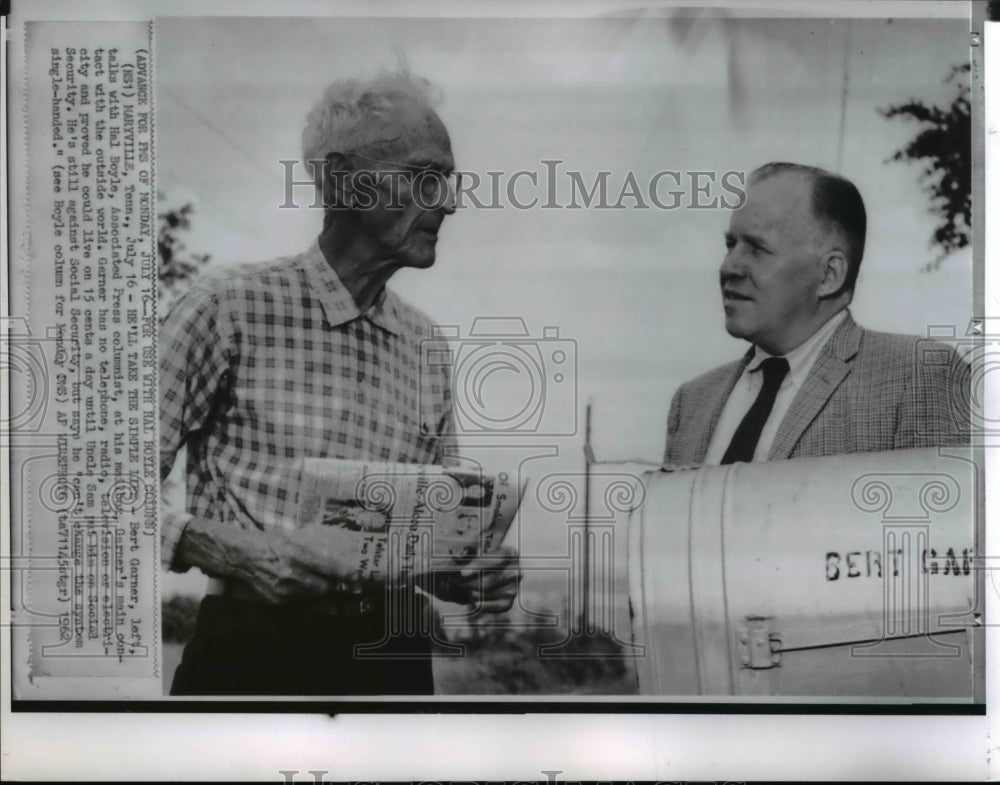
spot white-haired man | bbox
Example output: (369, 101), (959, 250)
(160, 72), (520, 695)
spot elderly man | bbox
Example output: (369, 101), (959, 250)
(160, 72), (519, 696)
(664, 162), (970, 466)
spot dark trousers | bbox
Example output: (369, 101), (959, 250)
(170, 594), (435, 696)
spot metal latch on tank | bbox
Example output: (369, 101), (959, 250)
(738, 618), (781, 669)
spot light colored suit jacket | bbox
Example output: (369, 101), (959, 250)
(664, 313), (971, 465)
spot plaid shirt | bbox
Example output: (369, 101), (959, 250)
(159, 241), (456, 571)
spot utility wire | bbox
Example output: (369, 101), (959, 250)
(159, 85), (280, 181)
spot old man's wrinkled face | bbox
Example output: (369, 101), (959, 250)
(346, 104), (456, 270)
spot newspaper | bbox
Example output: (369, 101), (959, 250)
(295, 459), (525, 586)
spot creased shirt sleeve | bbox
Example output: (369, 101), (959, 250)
(423, 333), (460, 467)
(158, 284), (230, 571)
(437, 375), (461, 467)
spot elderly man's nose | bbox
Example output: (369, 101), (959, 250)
(440, 178), (457, 215)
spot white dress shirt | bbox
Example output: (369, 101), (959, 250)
(703, 310), (849, 465)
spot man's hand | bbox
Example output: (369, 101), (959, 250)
(176, 518), (369, 604)
(431, 545), (521, 613)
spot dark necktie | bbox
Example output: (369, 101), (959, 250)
(720, 356), (790, 465)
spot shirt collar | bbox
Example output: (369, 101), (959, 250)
(747, 309), (849, 387)
(302, 240), (404, 336)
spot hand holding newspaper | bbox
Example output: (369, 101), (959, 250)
(295, 459), (526, 590)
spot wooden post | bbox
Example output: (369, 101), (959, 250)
(581, 401), (592, 634)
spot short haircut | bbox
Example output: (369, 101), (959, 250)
(301, 70), (441, 193)
(750, 162), (867, 292)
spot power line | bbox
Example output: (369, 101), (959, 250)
(157, 86), (306, 255)
(159, 84), (280, 182)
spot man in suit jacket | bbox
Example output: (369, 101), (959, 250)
(664, 162), (970, 466)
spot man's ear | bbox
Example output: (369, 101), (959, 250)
(323, 151), (351, 208)
(817, 249), (849, 298)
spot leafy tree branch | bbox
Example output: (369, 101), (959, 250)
(880, 63), (970, 269)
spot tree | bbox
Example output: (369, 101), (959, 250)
(157, 192), (211, 322)
(880, 63), (970, 269)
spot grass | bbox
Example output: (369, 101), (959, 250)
(433, 621), (639, 695)
(161, 593), (638, 695)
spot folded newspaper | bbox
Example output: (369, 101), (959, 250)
(296, 459), (526, 586)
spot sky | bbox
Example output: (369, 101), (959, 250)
(156, 11), (973, 597)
